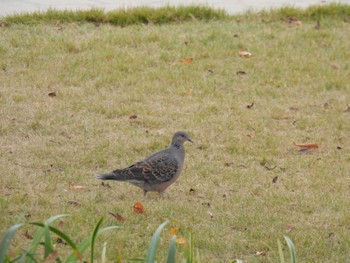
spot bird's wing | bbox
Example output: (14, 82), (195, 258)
(114, 153), (178, 184)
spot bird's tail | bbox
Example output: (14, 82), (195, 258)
(96, 172), (121, 180)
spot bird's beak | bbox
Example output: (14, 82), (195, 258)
(187, 137), (194, 143)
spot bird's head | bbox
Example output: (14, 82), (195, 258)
(172, 131), (193, 146)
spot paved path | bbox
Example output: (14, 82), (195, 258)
(1, 0), (349, 17)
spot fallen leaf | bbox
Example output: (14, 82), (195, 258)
(337, 146), (343, 150)
(68, 200), (80, 206)
(58, 220), (64, 228)
(295, 20), (303, 26)
(176, 237), (186, 245)
(101, 182), (111, 188)
(284, 17), (298, 24)
(272, 176), (278, 183)
(285, 224), (294, 232)
(70, 185), (86, 190)
(331, 63), (340, 70)
(181, 58), (193, 63)
(109, 212), (126, 223)
(238, 51), (252, 58)
(48, 91), (56, 97)
(246, 102), (254, 109)
(56, 238), (67, 245)
(23, 231), (33, 239)
(133, 201), (145, 214)
(182, 89), (192, 95)
(293, 142), (319, 149)
(129, 114), (137, 120)
(315, 20), (321, 30)
(44, 250), (59, 263)
(170, 227), (179, 235)
(255, 251), (266, 256)
(236, 70), (247, 75)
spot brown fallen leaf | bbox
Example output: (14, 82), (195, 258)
(129, 114), (137, 120)
(293, 142), (319, 149)
(44, 250), (59, 263)
(58, 220), (64, 228)
(70, 185), (86, 190)
(181, 58), (193, 63)
(256, 251), (266, 256)
(68, 200), (80, 206)
(295, 20), (303, 26)
(182, 89), (192, 95)
(238, 51), (252, 58)
(109, 212), (126, 223)
(133, 201), (145, 214)
(236, 70), (247, 75)
(246, 102), (254, 109)
(284, 17), (299, 24)
(48, 91), (56, 97)
(101, 182), (111, 188)
(285, 224), (294, 232)
(272, 176), (278, 183)
(170, 227), (179, 235)
(57, 238), (67, 245)
(23, 231), (33, 240)
(176, 237), (186, 245)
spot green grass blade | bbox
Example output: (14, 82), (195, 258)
(128, 258), (145, 262)
(65, 226), (119, 262)
(284, 236), (296, 263)
(30, 223), (81, 260)
(24, 228), (45, 263)
(277, 239), (285, 263)
(43, 222), (54, 259)
(146, 221), (168, 263)
(185, 229), (194, 263)
(91, 218), (104, 263)
(46, 214), (68, 224)
(166, 235), (176, 263)
(0, 223), (23, 263)
(101, 242), (107, 263)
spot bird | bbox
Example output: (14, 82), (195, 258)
(96, 131), (193, 196)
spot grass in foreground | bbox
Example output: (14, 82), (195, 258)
(0, 4), (350, 262)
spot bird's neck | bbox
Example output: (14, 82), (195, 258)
(171, 141), (183, 150)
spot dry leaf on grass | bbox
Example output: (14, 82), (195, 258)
(109, 212), (126, 223)
(182, 89), (192, 95)
(129, 114), (138, 120)
(272, 176), (278, 183)
(176, 237), (186, 245)
(170, 227), (179, 235)
(293, 142), (319, 149)
(238, 51), (252, 58)
(23, 231), (33, 239)
(285, 224), (294, 232)
(133, 201), (145, 214)
(256, 251), (266, 256)
(181, 58), (193, 63)
(70, 185), (86, 190)
(48, 91), (56, 97)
